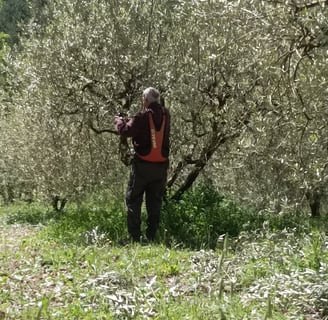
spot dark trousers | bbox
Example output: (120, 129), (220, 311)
(126, 157), (168, 241)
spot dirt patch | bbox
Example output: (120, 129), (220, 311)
(0, 222), (39, 252)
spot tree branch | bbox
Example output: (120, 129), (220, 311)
(167, 161), (184, 189)
(88, 118), (117, 135)
(294, 1), (328, 13)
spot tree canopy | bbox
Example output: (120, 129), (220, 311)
(0, 0), (327, 216)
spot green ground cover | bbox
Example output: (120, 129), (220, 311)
(0, 192), (327, 319)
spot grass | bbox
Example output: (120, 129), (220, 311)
(1, 217), (328, 319)
(0, 188), (328, 319)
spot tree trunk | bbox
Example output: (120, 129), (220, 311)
(52, 195), (67, 213)
(119, 136), (132, 166)
(306, 188), (321, 218)
(170, 131), (238, 201)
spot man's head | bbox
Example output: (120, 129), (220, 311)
(142, 87), (160, 107)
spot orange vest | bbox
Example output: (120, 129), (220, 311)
(136, 111), (168, 162)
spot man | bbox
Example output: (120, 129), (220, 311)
(115, 87), (170, 243)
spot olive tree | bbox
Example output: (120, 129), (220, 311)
(7, 0), (268, 203)
(6, 0), (172, 206)
(4, 0), (327, 215)
(222, 0), (328, 216)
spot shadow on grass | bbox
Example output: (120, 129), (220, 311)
(2, 188), (327, 249)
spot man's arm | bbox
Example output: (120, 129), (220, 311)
(115, 114), (141, 137)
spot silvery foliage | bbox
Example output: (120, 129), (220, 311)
(0, 0), (327, 210)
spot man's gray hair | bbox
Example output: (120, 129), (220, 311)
(143, 87), (160, 103)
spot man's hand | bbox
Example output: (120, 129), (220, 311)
(114, 115), (123, 126)
(115, 114), (128, 132)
